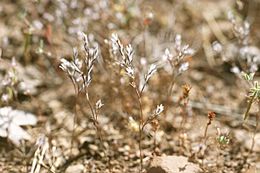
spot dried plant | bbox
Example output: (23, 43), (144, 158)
(198, 111), (216, 168)
(30, 136), (53, 173)
(59, 32), (109, 168)
(203, 111), (216, 145)
(146, 104), (164, 156)
(111, 33), (164, 172)
(227, 11), (250, 46)
(3, 1), (260, 172)
(178, 84), (192, 131)
(212, 11), (260, 74)
(159, 34), (194, 95)
(59, 32), (100, 132)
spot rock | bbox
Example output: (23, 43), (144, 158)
(65, 164), (85, 173)
(147, 156), (201, 173)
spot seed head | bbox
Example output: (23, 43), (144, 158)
(155, 104), (164, 116)
(208, 111), (216, 122)
(182, 84), (191, 99)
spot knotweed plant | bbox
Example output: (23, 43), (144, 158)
(111, 33), (164, 172)
(59, 32), (107, 160)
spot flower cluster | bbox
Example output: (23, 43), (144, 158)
(111, 33), (135, 79)
(59, 32), (99, 91)
(0, 107), (37, 145)
(212, 12), (260, 73)
(161, 34), (194, 74)
(155, 104), (164, 116)
(110, 33), (158, 93)
(228, 11), (250, 45)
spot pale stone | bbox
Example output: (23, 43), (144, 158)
(147, 156), (201, 173)
(65, 164), (85, 173)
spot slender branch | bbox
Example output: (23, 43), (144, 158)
(69, 75), (79, 154)
(203, 123), (209, 145)
(85, 86), (111, 172)
(168, 73), (176, 96)
(85, 91), (96, 122)
(244, 92), (256, 120)
(153, 130), (157, 155)
(141, 114), (156, 131)
(133, 85), (144, 173)
(140, 82), (147, 96)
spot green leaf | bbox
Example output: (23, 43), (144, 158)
(241, 72), (254, 81)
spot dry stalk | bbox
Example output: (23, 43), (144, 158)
(203, 111), (216, 145)
(30, 136), (54, 173)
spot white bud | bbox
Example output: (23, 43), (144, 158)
(155, 104), (164, 116)
(145, 64), (157, 82)
(96, 99), (104, 109)
(125, 66), (135, 78)
(178, 62), (189, 73)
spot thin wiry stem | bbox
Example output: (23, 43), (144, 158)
(141, 113), (156, 131)
(85, 91), (96, 122)
(249, 102), (260, 154)
(133, 86), (144, 173)
(203, 123), (210, 145)
(85, 89), (104, 144)
(179, 98), (189, 132)
(69, 75), (78, 155)
(168, 73), (176, 97)
(85, 87), (111, 172)
(153, 130), (157, 156)
(244, 92), (256, 120)
(140, 83), (147, 96)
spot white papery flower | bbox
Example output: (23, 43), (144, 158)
(162, 48), (173, 61)
(125, 66), (135, 78)
(111, 33), (119, 43)
(178, 62), (189, 73)
(59, 58), (81, 76)
(0, 107), (37, 145)
(155, 104), (164, 116)
(125, 44), (134, 63)
(145, 64), (157, 82)
(96, 99), (104, 109)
